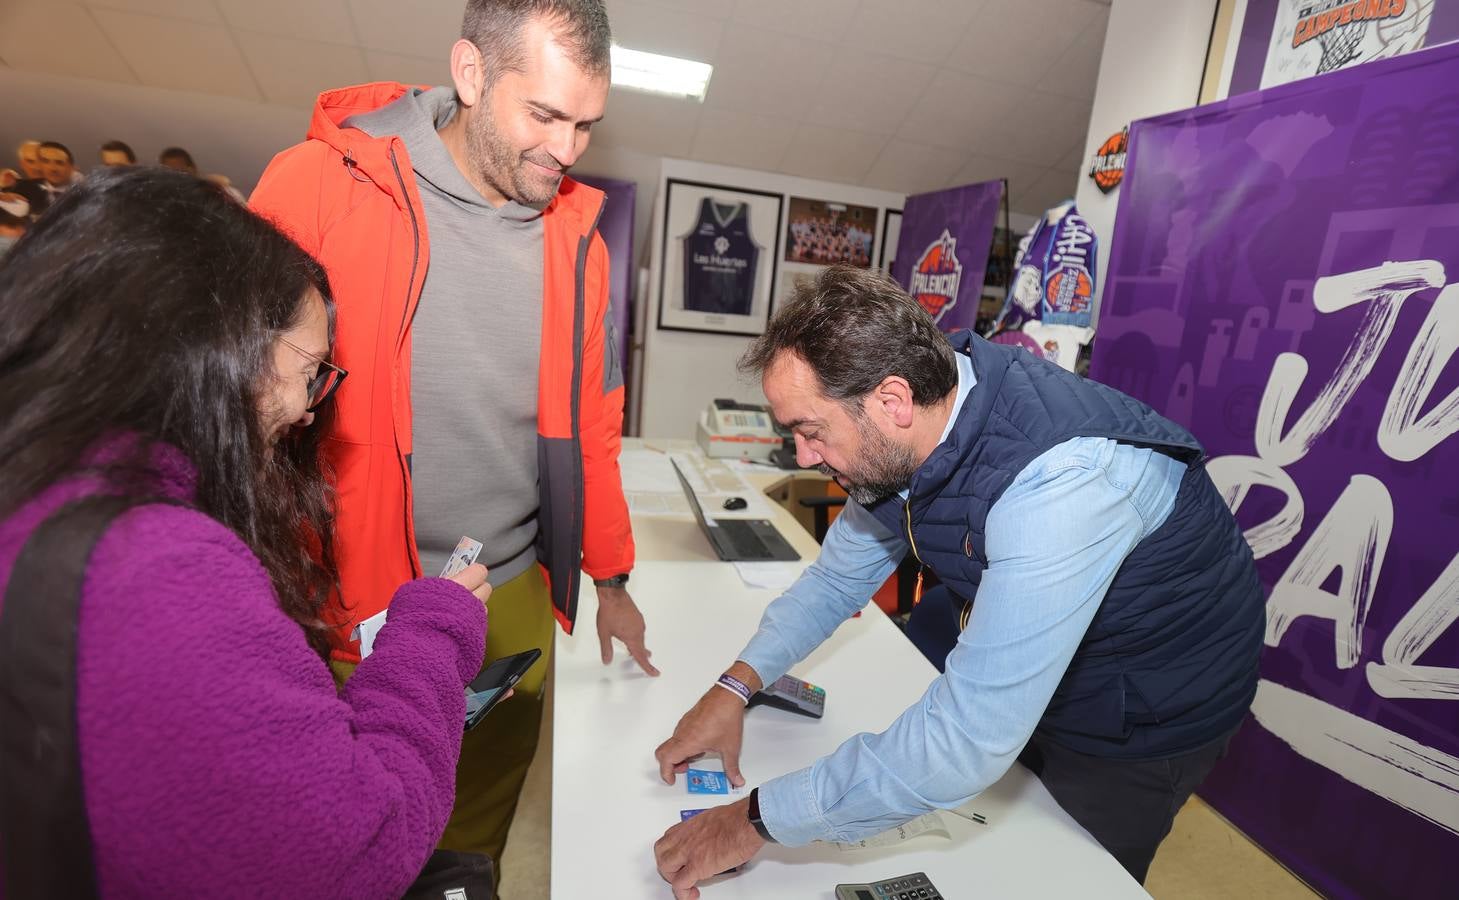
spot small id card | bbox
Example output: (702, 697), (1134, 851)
(440, 536), (484, 578)
(686, 769), (730, 795)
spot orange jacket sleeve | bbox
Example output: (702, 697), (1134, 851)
(578, 231), (636, 580)
(249, 142), (332, 259)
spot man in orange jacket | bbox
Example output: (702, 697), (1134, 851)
(251, 0), (656, 863)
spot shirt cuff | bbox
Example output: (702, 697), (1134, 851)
(735, 635), (796, 690)
(756, 766), (832, 847)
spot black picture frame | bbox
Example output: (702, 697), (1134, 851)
(878, 208), (903, 274)
(656, 178), (784, 338)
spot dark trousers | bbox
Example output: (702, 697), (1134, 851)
(1017, 728), (1237, 883)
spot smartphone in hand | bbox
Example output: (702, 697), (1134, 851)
(464, 648), (542, 731)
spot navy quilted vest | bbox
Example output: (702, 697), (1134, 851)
(867, 331), (1264, 758)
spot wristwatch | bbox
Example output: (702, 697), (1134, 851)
(747, 788), (776, 843)
(593, 573), (630, 589)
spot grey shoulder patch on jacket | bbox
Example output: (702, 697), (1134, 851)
(603, 306), (625, 394)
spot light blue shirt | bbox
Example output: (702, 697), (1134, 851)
(743, 351), (1188, 846)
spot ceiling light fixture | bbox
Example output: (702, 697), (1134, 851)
(610, 45), (713, 102)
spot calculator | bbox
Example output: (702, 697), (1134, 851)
(835, 872), (944, 900)
(747, 674), (825, 718)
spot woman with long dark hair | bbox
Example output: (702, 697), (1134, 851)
(0, 167), (491, 897)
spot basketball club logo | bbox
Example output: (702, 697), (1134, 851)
(1088, 126), (1128, 194)
(1044, 216), (1095, 317)
(907, 229), (963, 323)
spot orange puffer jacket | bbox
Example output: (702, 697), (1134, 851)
(252, 82), (633, 662)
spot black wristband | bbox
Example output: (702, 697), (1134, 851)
(593, 573), (629, 589)
(747, 788), (775, 843)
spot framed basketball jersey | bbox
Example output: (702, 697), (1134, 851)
(657, 179), (783, 337)
(680, 197), (761, 316)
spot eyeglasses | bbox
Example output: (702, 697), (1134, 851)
(280, 337), (348, 413)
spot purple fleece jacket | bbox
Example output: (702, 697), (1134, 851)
(0, 447), (487, 898)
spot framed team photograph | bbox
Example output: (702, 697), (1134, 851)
(657, 179), (783, 337)
(783, 196), (878, 267)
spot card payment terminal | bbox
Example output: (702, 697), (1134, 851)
(747, 675), (825, 718)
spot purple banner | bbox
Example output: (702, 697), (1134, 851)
(1093, 41), (1459, 899)
(574, 174), (636, 381)
(890, 180), (1001, 333)
(1228, 0), (1459, 96)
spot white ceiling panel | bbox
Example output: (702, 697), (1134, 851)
(843, 0), (987, 64)
(0, 1), (137, 84)
(218, 0), (358, 46)
(605, 0), (725, 63)
(863, 140), (968, 195)
(85, 0), (223, 24)
(366, 51), (450, 88)
(997, 90), (1093, 167)
(701, 24), (835, 119)
(944, 0), (1101, 81)
(236, 31), (370, 108)
(347, 0), (461, 59)
(608, 0), (737, 22)
(91, 7), (261, 101)
(779, 124), (889, 185)
(1033, 11), (1109, 101)
(689, 108), (799, 172)
(591, 88), (702, 160)
(732, 0), (853, 44)
(2, 0), (1111, 206)
(805, 50), (935, 135)
(898, 69), (1017, 156)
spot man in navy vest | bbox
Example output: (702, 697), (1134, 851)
(652, 265), (1265, 896)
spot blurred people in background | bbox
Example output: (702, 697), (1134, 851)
(98, 140), (137, 167)
(158, 146), (199, 173)
(0, 140), (43, 188)
(0, 193), (28, 254)
(159, 145), (245, 202)
(4, 140), (48, 215)
(39, 141), (83, 189)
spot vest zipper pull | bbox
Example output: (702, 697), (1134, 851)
(904, 500), (925, 606)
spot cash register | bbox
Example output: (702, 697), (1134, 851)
(695, 398), (783, 463)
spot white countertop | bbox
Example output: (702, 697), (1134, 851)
(551, 556), (1147, 899)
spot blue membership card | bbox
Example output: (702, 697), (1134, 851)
(686, 768), (730, 795)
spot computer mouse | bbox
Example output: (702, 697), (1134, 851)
(722, 496), (748, 511)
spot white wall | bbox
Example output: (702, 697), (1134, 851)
(637, 158), (906, 439)
(575, 140), (662, 269)
(0, 66), (309, 193)
(1074, 0), (1218, 325)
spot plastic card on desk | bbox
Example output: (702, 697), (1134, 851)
(684, 761), (746, 796)
(686, 769), (730, 794)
